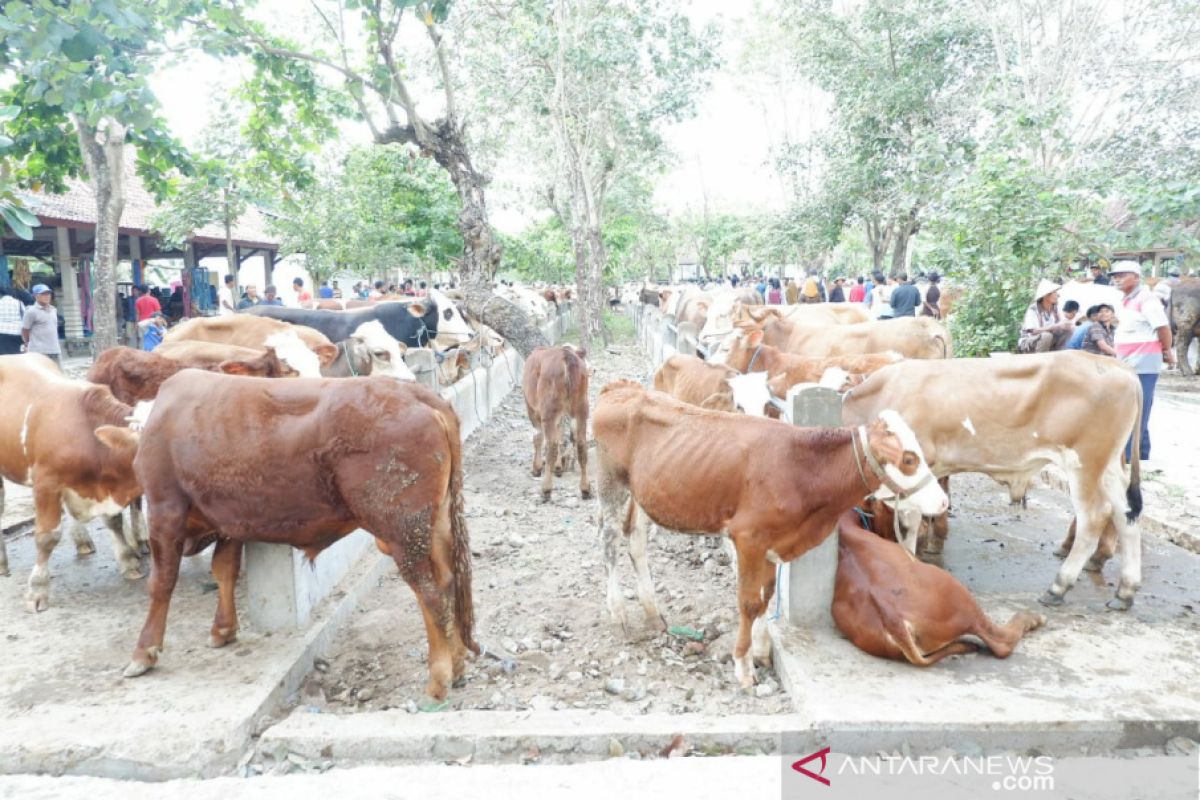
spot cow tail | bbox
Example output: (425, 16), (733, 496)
(1126, 380), (1143, 523)
(440, 408), (479, 655)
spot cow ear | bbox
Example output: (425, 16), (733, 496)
(406, 302), (427, 317)
(219, 360), (255, 375)
(314, 344), (339, 366)
(95, 425), (139, 453)
(747, 329), (764, 348)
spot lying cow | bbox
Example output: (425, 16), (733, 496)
(118, 371), (478, 701)
(0, 355), (143, 609)
(841, 351), (1144, 610)
(594, 381), (947, 687)
(88, 340), (308, 404)
(715, 315), (951, 361)
(833, 510), (1044, 665)
(522, 345), (590, 501)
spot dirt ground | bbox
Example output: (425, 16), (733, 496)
(302, 327), (793, 717)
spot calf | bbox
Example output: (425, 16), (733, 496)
(118, 372), (477, 701)
(0, 355), (143, 610)
(522, 345), (591, 502)
(88, 345), (299, 404)
(833, 510), (1044, 665)
(594, 381), (947, 687)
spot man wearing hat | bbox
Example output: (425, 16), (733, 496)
(1089, 263), (1111, 286)
(20, 284), (61, 364)
(1110, 260), (1174, 461)
(1019, 279), (1073, 353)
(828, 276), (847, 303)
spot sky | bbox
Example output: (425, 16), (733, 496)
(147, 0), (830, 234)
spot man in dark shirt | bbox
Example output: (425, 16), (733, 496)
(1090, 264), (1110, 286)
(889, 273), (921, 317)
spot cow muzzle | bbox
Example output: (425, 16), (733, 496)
(851, 426), (948, 517)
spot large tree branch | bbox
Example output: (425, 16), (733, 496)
(420, 3), (458, 123)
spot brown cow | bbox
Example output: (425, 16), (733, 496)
(522, 346), (591, 502)
(715, 315), (951, 361)
(0, 355), (143, 609)
(117, 371), (477, 700)
(833, 510), (1044, 665)
(593, 381), (947, 687)
(88, 346), (299, 404)
(653, 354), (740, 412)
(719, 326), (904, 392)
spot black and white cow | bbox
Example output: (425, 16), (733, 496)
(245, 300), (439, 350)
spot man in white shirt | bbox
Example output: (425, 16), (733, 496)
(1110, 261), (1175, 461)
(218, 274), (237, 316)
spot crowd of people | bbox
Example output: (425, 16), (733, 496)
(728, 270), (944, 319)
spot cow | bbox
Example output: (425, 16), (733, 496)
(117, 371), (478, 701)
(165, 314), (335, 356)
(833, 510), (1044, 665)
(87, 344), (301, 404)
(718, 326), (904, 392)
(0, 355), (144, 610)
(695, 289), (765, 345)
(743, 302), (871, 328)
(593, 380), (947, 687)
(244, 300), (439, 351)
(522, 345), (591, 502)
(841, 351), (1144, 610)
(653, 354), (740, 412)
(428, 289), (477, 350)
(1169, 277), (1200, 376)
(713, 315), (951, 362)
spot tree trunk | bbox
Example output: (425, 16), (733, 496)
(865, 217), (892, 275)
(379, 120), (547, 356)
(890, 209), (920, 277)
(223, 188), (236, 279)
(73, 116), (126, 353)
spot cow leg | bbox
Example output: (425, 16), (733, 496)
(972, 610), (1046, 658)
(731, 544), (772, 688)
(1041, 482), (1107, 605)
(751, 565), (778, 667)
(26, 487), (64, 613)
(540, 417), (559, 502)
(599, 475), (631, 634)
(1054, 518), (1076, 558)
(920, 478), (951, 555)
(395, 554), (456, 702)
(0, 481), (7, 577)
(101, 513), (143, 580)
(68, 514), (96, 556)
(128, 498), (150, 556)
(209, 537), (243, 648)
(575, 414), (591, 499)
(628, 504), (666, 633)
(125, 502), (188, 677)
(530, 426), (545, 478)
(1106, 472), (1142, 610)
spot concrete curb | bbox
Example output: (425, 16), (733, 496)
(258, 709), (791, 765)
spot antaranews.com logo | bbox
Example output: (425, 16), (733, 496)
(790, 748), (1055, 792)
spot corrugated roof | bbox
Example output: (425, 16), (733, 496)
(21, 158), (279, 249)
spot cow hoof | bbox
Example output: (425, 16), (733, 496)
(122, 660), (153, 679)
(75, 542), (96, 556)
(531, 467), (543, 478)
(1083, 557), (1107, 573)
(553, 468), (563, 477)
(1052, 545), (1070, 559)
(580, 488), (593, 500)
(209, 629), (237, 648)
(541, 491), (552, 504)
(1106, 596), (1133, 611)
(138, 543), (151, 556)
(122, 566), (145, 581)
(1037, 591), (1065, 607)
(25, 594), (48, 613)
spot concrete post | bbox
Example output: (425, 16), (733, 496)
(781, 384), (844, 628)
(663, 314), (677, 349)
(127, 235), (142, 346)
(263, 250), (275, 289)
(405, 348), (439, 390)
(54, 226), (84, 339)
(677, 321), (698, 357)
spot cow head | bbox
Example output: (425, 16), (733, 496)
(436, 348), (473, 385)
(709, 324), (763, 367)
(350, 320), (415, 380)
(263, 330), (325, 377)
(93, 425), (143, 506)
(218, 346), (301, 378)
(429, 289), (474, 346)
(862, 411), (947, 518)
(725, 371), (772, 417)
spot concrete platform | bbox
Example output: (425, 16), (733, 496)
(0, 521), (391, 779)
(769, 473), (1200, 755)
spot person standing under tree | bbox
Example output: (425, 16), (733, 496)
(889, 273), (921, 318)
(1110, 261), (1175, 462)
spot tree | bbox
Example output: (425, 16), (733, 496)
(1, 1), (197, 351)
(461, 0), (716, 348)
(209, 0), (548, 355)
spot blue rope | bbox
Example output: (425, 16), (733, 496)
(770, 563), (783, 620)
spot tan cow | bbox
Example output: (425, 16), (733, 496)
(718, 327), (904, 392)
(713, 315), (951, 362)
(0, 355), (144, 609)
(522, 345), (591, 501)
(653, 354), (740, 412)
(841, 351), (1144, 610)
(594, 381), (947, 687)
(834, 510), (1044, 665)
(165, 315), (337, 364)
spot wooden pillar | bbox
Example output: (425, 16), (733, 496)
(263, 250), (274, 288)
(234, 245), (241, 283)
(183, 242), (196, 318)
(54, 226), (84, 339)
(126, 234), (143, 347)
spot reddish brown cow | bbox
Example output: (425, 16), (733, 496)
(88, 346), (299, 404)
(593, 381), (947, 687)
(833, 510), (1044, 665)
(0, 355), (143, 609)
(117, 371), (477, 700)
(522, 345), (591, 501)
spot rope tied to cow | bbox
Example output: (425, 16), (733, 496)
(339, 340), (359, 378)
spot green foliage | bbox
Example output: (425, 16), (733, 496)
(269, 145), (462, 283)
